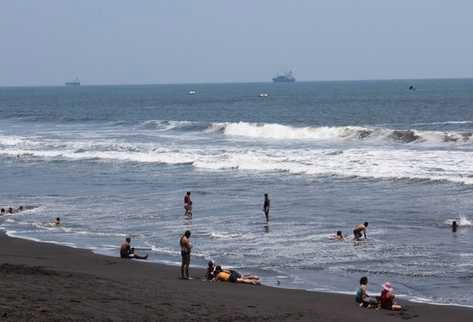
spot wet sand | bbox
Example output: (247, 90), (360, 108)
(0, 232), (472, 321)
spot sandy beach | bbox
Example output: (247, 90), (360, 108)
(0, 233), (471, 321)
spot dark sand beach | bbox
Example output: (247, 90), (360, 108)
(0, 233), (472, 321)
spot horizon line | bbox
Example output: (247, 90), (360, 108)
(1, 76), (472, 88)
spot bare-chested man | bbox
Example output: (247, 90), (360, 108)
(353, 222), (368, 240)
(180, 230), (192, 279)
(120, 237), (148, 260)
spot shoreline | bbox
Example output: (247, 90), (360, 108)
(1, 231), (472, 321)
(5, 229), (473, 310)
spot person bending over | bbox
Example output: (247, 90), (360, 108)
(120, 237), (148, 260)
(214, 266), (261, 285)
(353, 222), (368, 241)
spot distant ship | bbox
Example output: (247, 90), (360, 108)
(272, 71), (296, 83)
(65, 78), (80, 86)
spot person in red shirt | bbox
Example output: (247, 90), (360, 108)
(184, 191), (192, 216)
(379, 282), (402, 311)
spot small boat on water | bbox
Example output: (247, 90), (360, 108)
(188, 90), (197, 95)
(65, 77), (80, 86)
(258, 93), (269, 97)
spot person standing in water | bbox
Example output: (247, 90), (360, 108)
(180, 230), (192, 279)
(353, 222), (368, 240)
(263, 193), (270, 222)
(184, 191), (192, 216)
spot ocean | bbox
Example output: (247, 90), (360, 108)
(1, 79), (473, 306)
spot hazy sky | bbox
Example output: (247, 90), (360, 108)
(1, 0), (472, 85)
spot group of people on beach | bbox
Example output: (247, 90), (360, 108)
(355, 276), (402, 311)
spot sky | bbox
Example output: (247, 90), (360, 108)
(1, 0), (473, 86)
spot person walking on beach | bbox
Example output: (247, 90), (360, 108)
(263, 193), (270, 222)
(180, 230), (192, 279)
(184, 191), (192, 216)
(353, 222), (368, 241)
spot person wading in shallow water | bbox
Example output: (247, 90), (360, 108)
(263, 193), (270, 222)
(180, 230), (192, 279)
(184, 192), (192, 216)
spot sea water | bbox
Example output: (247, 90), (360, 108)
(1, 79), (473, 306)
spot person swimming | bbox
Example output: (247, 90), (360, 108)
(0, 208), (5, 215)
(353, 222), (368, 240)
(330, 230), (344, 240)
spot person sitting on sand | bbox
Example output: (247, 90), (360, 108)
(330, 230), (344, 240)
(355, 276), (378, 308)
(206, 261), (216, 280)
(120, 237), (148, 260)
(214, 266), (261, 285)
(184, 191), (192, 216)
(379, 282), (401, 311)
(353, 222), (368, 241)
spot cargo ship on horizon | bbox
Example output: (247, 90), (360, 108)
(272, 70), (295, 83)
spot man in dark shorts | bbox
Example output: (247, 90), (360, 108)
(180, 230), (192, 279)
(263, 193), (270, 222)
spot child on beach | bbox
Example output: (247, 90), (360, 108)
(206, 261), (216, 280)
(379, 282), (402, 311)
(355, 276), (378, 308)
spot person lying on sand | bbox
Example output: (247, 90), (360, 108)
(329, 230), (344, 240)
(353, 222), (368, 241)
(379, 282), (402, 311)
(120, 237), (148, 260)
(214, 265), (261, 285)
(355, 276), (378, 308)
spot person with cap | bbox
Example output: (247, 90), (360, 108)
(379, 282), (402, 311)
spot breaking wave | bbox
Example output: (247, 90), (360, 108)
(207, 122), (473, 144)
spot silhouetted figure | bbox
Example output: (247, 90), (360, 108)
(452, 221), (458, 232)
(263, 193), (270, 222)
